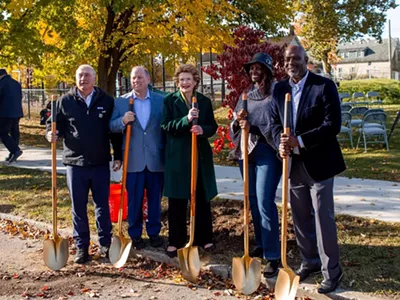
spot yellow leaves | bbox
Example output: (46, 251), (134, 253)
(6, 0), (34, 18)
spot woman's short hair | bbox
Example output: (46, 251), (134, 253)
(174, 64), (201, 90)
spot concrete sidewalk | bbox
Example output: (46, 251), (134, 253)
(1, 146), (399, 222)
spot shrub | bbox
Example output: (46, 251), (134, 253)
(338, 79), (400, 104)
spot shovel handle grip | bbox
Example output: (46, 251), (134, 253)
(118, 98), (134, 233)
(192, 96), (198, 126)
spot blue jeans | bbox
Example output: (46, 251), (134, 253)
(239, 142), (282, 260)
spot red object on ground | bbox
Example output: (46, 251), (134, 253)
(109, 183), (128, 223)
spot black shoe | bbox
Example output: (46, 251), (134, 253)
(8, 150), (22, 163)
(263, 259), (280, 278)
(318, 269), (343, 294)
(166, 249), (177, 258)
(149, 236), (164, 248)
(203, 243), (216, 252)
(132, 237), (146, 250)
(97, 245), (110, 258)
(296, 265), (321, 282)
(74, 248), (89, 264)
(249, 247), (263, 258)
(4, 153), (11, 162)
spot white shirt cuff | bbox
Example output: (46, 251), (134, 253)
(298, 136), (305, 148)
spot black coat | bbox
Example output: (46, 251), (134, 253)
(46, 87), (122, 166)
(269, 72), (346, 181)
(0, 75), (23, 118)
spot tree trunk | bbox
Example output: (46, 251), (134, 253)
(321, 51), (332, 76)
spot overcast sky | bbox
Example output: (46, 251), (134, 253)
(382, 3), (400, 39)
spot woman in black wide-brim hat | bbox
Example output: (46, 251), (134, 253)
(230, 52), (282, 278)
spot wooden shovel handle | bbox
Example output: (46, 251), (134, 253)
(241, 93), (250, 256)
(281, 93), (291, 268)
(190, 96), (198, 217)
(118, 98), (134, 234)
(51, 100), (58, 237)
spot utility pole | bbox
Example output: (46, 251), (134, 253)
(388, 19), (392, 80)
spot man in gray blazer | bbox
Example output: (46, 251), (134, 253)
(110, 66), (165, 250)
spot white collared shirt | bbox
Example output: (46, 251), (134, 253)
(133, 89), (151, 129)
(288, 71), (309, 151)
(77, 89), (94, 107)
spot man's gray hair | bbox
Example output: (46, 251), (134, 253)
(131, 66), (150, 78)
(76, 64), (96, 77)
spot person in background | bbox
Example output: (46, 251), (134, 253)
(110, 66), (165, 250)
(161, 64), (218, 258)
(46, 64), (122, 264)
(0, 68), (23, 163)
(230, 53), (282, 278)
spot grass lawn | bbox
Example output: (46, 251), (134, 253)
(212, 104), (400, 182)
(0, 165), (399, 296)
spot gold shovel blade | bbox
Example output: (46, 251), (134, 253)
(232, 256), (261, 295)
(109, 235), (132, 268)
(178, 246), (200, 282)
(275, 268), (300, 300)
(43, 235), (69, 271)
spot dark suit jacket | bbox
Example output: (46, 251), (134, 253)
(269, 72), (346, 181)
(0, 75), (23, 118)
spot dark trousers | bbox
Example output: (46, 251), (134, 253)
(10, 118), (20, 145)
(66, 164), (112, 249)
(289, 159), (340, 281)
(126, 168), (164, 239)
(168, 174), (213, 248)
(0, 118), (20, 154)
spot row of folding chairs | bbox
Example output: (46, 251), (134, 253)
(339, 109), (389, 152)
(339, 91), (383, 108)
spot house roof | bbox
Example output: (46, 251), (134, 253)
(337, 38), (399, 64)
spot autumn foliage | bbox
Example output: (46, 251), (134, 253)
(203, 26), (287, 153)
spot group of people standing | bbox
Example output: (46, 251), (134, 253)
(44, 44), (345, 294)
(0, 68), (23, 163)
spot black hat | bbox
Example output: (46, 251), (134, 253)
(244, 53), (273, 75)
(0, 69), (7, 76)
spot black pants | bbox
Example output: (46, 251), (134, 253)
(168, 178), (213, 248)
(0, 118), (20, 154)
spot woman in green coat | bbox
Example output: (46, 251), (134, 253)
(161, 64), (218, 258)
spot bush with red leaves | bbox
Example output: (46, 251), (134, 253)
(203, 26), (286, 153)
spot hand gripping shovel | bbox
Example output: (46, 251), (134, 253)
(109, 98), (134, 268)
(232, 93), (261, 295)
(43, 99), (69, 271)
(275, 93), (300, 300)
(178, 96), (201, 283)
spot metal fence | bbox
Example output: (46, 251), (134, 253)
(22, 82), (228, 119)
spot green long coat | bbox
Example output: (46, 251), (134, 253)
(161, 91), (218, 201)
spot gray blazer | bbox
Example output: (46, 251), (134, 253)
(110, 90), (165, 173)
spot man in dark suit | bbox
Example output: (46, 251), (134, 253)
(269, 45), (346, 294)
(0, 68), (23, 163)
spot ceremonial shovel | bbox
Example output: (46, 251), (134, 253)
(43, 99), (69, 271)
(275, 93), (300, 300)
(232, 93), (261, 295)
(109, 98), (134, 268)
(178, 96), (201, 283)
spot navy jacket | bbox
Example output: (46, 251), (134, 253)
(0, 75), (23, 118)
(269, 72), (346, 181)
(46, 87), (122, 166)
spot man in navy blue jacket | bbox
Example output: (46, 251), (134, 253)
(269, 45), (346, 294)
(0, 69), (23, 163)
(46, 65), (122, 264)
